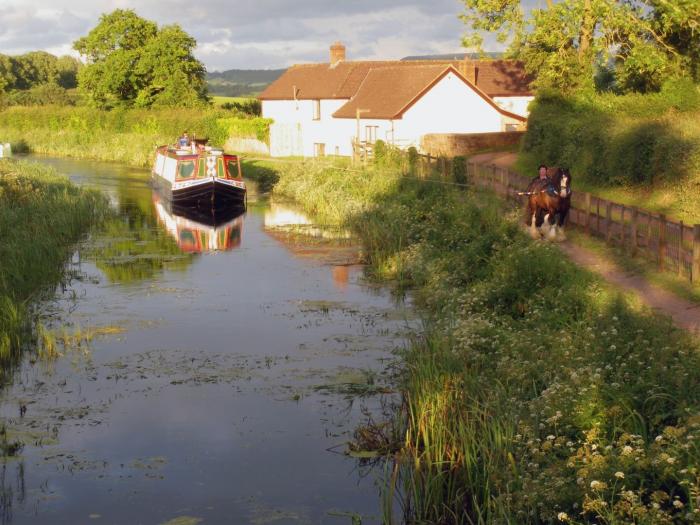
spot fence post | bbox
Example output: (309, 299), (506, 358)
(491, 164), (497, 191)
(596, 198), (601, 236)
(630, 207), (638, 255)
(606, 202), (613, 244)
(620, 206), (626, 246)
(693, 225), (700, 284)
(584, 192), (591, 234)
(658, 214), (667, 272)
(678, 221), (684, 278)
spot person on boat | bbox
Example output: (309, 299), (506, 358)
(178, 132), (190, 149)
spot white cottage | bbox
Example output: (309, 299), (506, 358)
(259, 43), (534, 158)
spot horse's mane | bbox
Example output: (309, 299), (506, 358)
(550, 167), (571, 188)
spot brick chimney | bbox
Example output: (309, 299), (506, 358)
(330, 42), (346, 66)
(462, 58), (479, 85)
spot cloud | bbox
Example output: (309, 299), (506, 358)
(0, 0), (515, 70)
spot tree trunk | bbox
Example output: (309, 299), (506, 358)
(579, 0), (594, 62)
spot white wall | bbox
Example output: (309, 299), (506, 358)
(392, 72), (507, 149)
(263, 99), (355, 157)
(493, 96), (535, 117)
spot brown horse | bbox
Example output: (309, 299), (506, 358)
(524, 167), (572, 241)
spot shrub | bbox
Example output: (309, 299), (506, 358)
(522, 87), (700, 187)
(452, 155), (467, 185)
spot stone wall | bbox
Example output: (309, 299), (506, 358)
(420, 131), (525, 157)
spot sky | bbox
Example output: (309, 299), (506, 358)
(0, 0), (515, 71)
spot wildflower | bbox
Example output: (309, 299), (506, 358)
(557, 512), (569, 521)
(655, 435), (664, 443)
(674, 500), (684, 509)
(614, 471), (625, 479)
(667, 456), (676, 464)
(590, 480), (606, 490)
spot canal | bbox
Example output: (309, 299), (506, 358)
(0, 157), (413, 524)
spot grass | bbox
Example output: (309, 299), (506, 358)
(262, 154), (700, 524)
(211, 96), (255, 107)
(0, 159), (108, 382)
(0, 105), (268, 168)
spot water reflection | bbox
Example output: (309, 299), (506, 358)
(2, 156), (412, 524)
(152, 195), (245, 253)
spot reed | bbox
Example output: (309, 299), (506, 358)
(0, 159), (108, 382)
(265, 155), (700, 523)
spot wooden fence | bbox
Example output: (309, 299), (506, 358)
(465, 160), (700, 285)
(347, 145), (700, 285)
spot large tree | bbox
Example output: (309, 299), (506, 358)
(460, 0), (700, 93)
(73, 9), (208, 108)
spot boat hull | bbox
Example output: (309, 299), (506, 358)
(153, 176), (246, 208)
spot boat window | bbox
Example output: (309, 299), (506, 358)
(226, 160), (240, 178)
(178, 161), (195, 179)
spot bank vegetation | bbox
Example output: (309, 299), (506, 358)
(0, 160), (107, 382)
(256, 155), (700, 524)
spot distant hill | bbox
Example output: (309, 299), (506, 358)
(401, 52), (504, 61)
(206, 69), (285, 97)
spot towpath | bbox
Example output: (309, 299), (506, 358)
(471, 151), (700, 334)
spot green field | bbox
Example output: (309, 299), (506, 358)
(211, 96), (257, 107)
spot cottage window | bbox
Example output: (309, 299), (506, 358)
(365, 126), (378, 144)
(314, 143), (326, 157)
(313, 100), (321, 120)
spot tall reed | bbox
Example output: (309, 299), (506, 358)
(0, 160), (107, 382)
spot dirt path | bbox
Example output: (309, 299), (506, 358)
(559, 243), (700, 333)
(470, 151), (700, 334)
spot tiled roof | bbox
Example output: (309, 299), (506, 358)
(258, 59), (533, 101)
(332, 65), (526, 121)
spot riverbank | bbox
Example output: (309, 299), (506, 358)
(0, 106), (271, 168)
(0, 160), (108, 380)
(261, 158), (700, 523)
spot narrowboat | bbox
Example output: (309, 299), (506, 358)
(152, 145), (246, 207)
(153, 194), (244, 253)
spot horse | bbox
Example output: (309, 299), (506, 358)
(524, 167), (572, 241)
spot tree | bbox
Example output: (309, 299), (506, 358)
(134, 24), (207, 107)
(11, 51), (59, 90)
(73, 9), (208, 108)
(55, 56), (81, 89)
(0, 55), (15, 92)
(460, 0), (699, 93)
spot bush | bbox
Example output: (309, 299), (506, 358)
(5, 85), (80, 106)
(220, 99), (261, 116)
(522, 87), (700, 187)
(452, 155), (467, 185)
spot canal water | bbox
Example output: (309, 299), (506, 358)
(0, 157), (413, 524)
